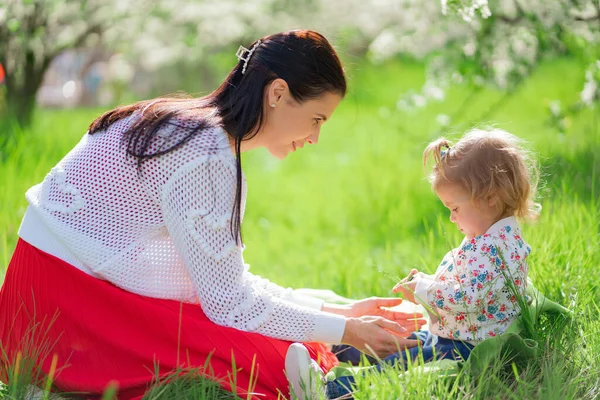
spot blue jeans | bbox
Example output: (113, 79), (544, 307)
(326, 331), (474, 398)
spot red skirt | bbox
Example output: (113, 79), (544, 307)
(0, 239), (338, 399)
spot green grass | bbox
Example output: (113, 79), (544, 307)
(1, 57), (599, 399)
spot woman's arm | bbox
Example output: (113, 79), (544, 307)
(149, 136), (424, 354)
(158, 154), (346, 343)
(243, 270), (326, 310)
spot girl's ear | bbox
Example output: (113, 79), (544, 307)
(487, 194), (498, 208)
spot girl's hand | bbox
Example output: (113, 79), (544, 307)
(341, 316), (421, 358)
(392, 269), (420, 303)
(404, 268), (419, 282)
(392, 281), (417, 303)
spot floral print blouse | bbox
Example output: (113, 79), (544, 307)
(413, 217), (530, 342)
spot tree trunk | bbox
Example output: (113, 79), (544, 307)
(3, 50), (51, 129)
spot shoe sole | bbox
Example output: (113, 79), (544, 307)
(285, 343), (314, 400)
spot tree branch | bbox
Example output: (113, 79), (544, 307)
(497, 15), (524, 24)
(51, 22), (104, 60)
(574, 13), (600, 21)
(513, 0), (526, 16)
(571, 0), (600, 22)
(496, 0), (525, 24)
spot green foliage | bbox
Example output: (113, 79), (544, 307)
(143, 368), (241, 400)
(0, 58), (598, 399)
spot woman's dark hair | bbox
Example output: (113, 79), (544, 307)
(88, 30), (346, 244)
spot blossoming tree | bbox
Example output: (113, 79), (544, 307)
(1, 0), (598, 129)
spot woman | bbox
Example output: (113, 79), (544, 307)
(0, 30), (423, 399)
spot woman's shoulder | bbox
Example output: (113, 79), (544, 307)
(142, 118), (235, 180)
(133, 114), (232, 162)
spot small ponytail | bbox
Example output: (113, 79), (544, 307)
(423, 137), (453, 180)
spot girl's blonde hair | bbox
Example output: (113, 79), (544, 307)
(423, 128), (541, 221)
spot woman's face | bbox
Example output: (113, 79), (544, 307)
(259, 79), (342, 159)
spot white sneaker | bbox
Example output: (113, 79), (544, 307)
(285, 343), (327, 400)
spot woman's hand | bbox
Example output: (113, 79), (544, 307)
(323, 297), (425, 332)
(340, 316), (421, 358)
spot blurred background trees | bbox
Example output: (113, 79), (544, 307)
(1, 0), (598, 134)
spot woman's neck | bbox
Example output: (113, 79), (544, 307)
(226, 133), (262, 155)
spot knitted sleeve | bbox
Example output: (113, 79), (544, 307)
(157, 152), (345, 343)
(242, 269), (326, 310)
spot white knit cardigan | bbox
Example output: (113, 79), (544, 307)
(18, 115), (346, 344)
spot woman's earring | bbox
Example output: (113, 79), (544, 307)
(270, 103), (276, 108)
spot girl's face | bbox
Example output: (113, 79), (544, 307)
(258, 79), (342, 159)
(435, 183), (499, 239)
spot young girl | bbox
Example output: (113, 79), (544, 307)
(389, 127), (540, 367)
(286, 128), (541, 399)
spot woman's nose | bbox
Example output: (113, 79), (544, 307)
(306, 132), (320, 145)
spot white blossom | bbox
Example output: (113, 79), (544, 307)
(3, 0), (600, 115)
(548, 100), (562, 117)
(581, 64), (599, 107)
(436, 114), (451, 126)
(423, 82), (446, 101)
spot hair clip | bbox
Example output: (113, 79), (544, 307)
(440, 145), (452, 160)
(236, 40), (262, 75)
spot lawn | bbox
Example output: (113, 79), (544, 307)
(1, 57), (598, 399)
